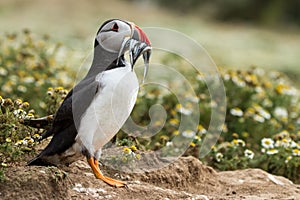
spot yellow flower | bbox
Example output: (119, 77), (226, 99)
(123, 147), (131, 154)
(27, 138), (34, 145)
(175, 104), (182, 110)
(160, 135), (169, 141)
(135, 154), (141, 160)
(26, 113), (34, 119)
(21, 102), (30, 109)
(263, 81), (272, 88)
(172, 130), (179, 135)
(275, 83), (291, 95)
(245, 107), (255, 116)
(55, 87), (64, 92)
(211, 145), (217, 151)
(245, 74), (258, 85)
(6, 138), (12, 143)
(169, 118), (179, 126)
(15, 140), (23, 146)
(197, 125), (207, 134)
(14, 99), (23, 106)
(285, 156), (292, 164)
(231, 139), (245, 147)
(194, 135), (201, 141)
(190, 142), (196, 147)
(130, 145), (137, 152)
(170, 109), (177, 116)
(292, 149), (300, 156)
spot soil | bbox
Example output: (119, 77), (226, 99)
(0, 152), (299, 200)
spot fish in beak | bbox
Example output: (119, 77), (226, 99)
(117, 23), (152, 83)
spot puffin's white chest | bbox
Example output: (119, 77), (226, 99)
(76, 65), (138, 155)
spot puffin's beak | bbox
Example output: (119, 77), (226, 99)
(116, 23), (151, 81)
(130, 24), (151, 82)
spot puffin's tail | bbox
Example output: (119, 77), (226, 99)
(22, 115), (54, 129)
(27, 155), (53, 166)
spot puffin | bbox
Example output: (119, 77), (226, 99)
(28, 19), (151, 187)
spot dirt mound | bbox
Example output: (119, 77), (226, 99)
(0, 156), (299, 200)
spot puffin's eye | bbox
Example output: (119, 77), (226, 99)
(111, 23), (119, 32)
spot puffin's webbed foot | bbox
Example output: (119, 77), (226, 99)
(87, 157), (127, 187)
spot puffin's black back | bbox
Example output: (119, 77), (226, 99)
(27, 90), (77, 166)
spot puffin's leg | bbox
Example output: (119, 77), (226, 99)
(87, 157), (126, 187)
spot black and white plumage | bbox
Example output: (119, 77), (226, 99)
(28, 19), (151, 187)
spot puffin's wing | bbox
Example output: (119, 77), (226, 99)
(39, 89), (74, 140)
(28, 80), (101, 165)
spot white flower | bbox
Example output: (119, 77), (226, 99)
(277, 130), (289, 138)
(176, 104), (192, 115)
(261, 138), (274, 149)
(244, 149), (254, 159)
(275, 137), (291, 148)
(262, 99), (273, 107)
(255, 86), (263, 93)
(292, 149), (300, 156)
(230, 107), (243, 117)
(182, 130), (196, 138)
(285, 156), (292, 164)
(197, 125), (207, 134)
(232, 76), (246, 87)
(196, 74), (205, 81)
(290, 141), (297, 148)
(253, 114), (265, 123)
(231, 139), (246, 147)
(166, 142), (173, 147)
(24, 77), (35, 83)
(22, 139), (28, 145)
(179, 107), (192, 115)
(17, 85), (27, 93)
(274, 107), (288, 119)
(215, 153), (223, 162)
(13, 109), (27, 119)
(259, 109), (271, 120)
(223, 73), (230, 81)
(266, 149), (279, 155)
(0, 67), (8, 76)
(187, 96), (199, 103)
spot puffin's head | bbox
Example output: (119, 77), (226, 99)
(94, 19), (151, 77)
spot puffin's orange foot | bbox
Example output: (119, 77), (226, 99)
(87, 157), (127, 187)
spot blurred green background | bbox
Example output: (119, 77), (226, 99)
(1, 0), (299, 79)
